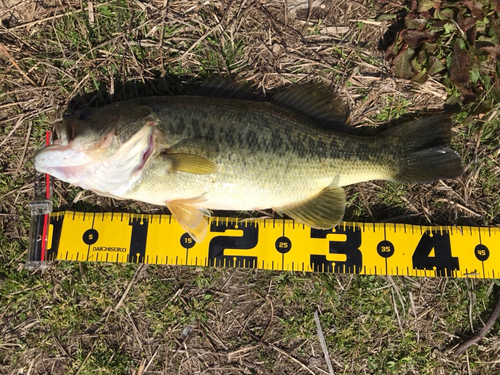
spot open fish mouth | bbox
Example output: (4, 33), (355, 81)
(34, 123), (156, 191)
(35, 143), (93, 168)
(132, 130), (155, 176)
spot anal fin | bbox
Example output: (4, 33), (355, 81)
(274, 186), (346, 229)
(166, 197), (210, 242)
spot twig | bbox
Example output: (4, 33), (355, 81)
(259, 296), (274, 343)
(142, 346), (159, 373)
(15, 120), (32, 174)
(88, 1), (95, 24)
(10, 2), (111, 29)
(0, 114), (26, 148)
(75, 341), (97, 375)
(0, 44), (37, 86)
(115, 264), (148, 310)
(270, 345), (317, 375)
(167, 22), (223, 64)
(453, 291), (500, 356)
(390, 288), (405, 342)
(387, 276), (406, 318)
(449, 200), (482, 217)
(356, 184), (374, 220)
(314, 311), (335, 375)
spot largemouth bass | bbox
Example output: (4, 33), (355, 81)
(34, 83), (463, 242)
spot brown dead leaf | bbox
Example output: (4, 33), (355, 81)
(492, 0), (500, 12)
(417, 0), (440, 12)
(480, 46), (500, 62)
(392, 44), (415, 78)
(490, 18), (500, 45)
(457, 13), (477, 32)
(461, 0), (483, 19)
(402, 29), (437, 49)
(449, 37), (471, 84)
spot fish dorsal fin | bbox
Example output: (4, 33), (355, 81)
(271, 83), (351, 132)
(274, 185), (346, 229)
(194, 78), (256, 100)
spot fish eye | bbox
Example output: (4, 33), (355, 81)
(79, 108), (90, 120)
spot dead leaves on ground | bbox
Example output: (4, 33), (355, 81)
(380, 0), (500, 109)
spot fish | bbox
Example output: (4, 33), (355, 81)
(34, 82), (464, 242)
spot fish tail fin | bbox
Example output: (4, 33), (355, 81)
(382, 114), (464, 183)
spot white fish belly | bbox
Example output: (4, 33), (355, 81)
(123, 166), (334, 211)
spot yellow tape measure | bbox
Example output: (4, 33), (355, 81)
(42, 211), (498, 278)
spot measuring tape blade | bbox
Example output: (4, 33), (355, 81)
(43, 211), (498, 278)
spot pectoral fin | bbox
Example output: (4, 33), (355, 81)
(274, 186), (346, 229)
(166, 153), (217, 174)
(168, 137), (220, 159)
(166, 197), (210, 242)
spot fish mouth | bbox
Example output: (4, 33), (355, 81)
(34, 122), (156, 193)
(33, 143), (97, 184)
(132, 130), (155, 175)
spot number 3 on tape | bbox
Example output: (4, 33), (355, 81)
(310, 227), (362, 274)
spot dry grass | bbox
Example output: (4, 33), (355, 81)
(0, 0), (499, 374)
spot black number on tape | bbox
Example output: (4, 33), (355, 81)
(310, 226), (362, 273)
(208, 222), (258, 268)
(412, 230), (459, 276)
(83, 229), (99, 245)
(474, 244), (489, 261)
(275, 236), (292, 254)
(129, 218), (148, 263)
(377, 240), (395, 258)
(180, 233), (196, 249)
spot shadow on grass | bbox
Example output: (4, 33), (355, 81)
(65, 73), (212, 113)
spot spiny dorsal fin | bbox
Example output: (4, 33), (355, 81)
(194, 78), (256, 100)
(271, 83), (351, 132)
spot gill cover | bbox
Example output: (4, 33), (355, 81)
(34, 104), (160, 193)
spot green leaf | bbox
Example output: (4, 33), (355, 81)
(376, 13), (398, 21)
(428, 56), (446, 75)
(417, 0), (439, 12)
(469, 66), (480, 82)
(490, 18), (500, 45)
(413, 67), (429, 83)
(392, 46), (415, 78)
(412, 55), (424, 72)
(435, 8), (455, 20)
(443, 22), (456, 34)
